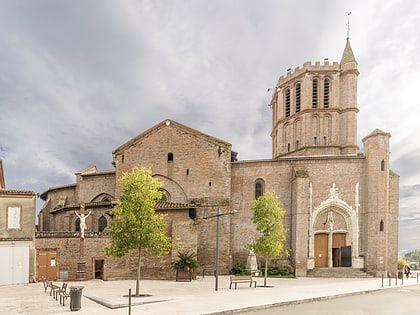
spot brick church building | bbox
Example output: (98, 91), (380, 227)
(37, 38), (399, 281)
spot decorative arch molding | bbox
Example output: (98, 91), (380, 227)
(308, 183), (361, 269)
(153, 174), (188, 203)
(91, 193), (115, 203)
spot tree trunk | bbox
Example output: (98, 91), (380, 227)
(136, 247), (142, 296)
(264, 257), (268, 287)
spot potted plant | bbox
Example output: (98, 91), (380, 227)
(171, 251), (199, 282)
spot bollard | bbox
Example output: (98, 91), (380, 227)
(128, 288), (131, 315)
(389, 276), (391, 287)
(381, 275), (383, 288)
(395, 276), (397, 286)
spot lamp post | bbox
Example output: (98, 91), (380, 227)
(202, 208), (238, 291)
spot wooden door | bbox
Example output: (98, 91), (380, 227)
(332, 233), (345, 267)
(37, 250), (57, 281)
(314, 234), (328, 267)
(332, 233), (346, 267)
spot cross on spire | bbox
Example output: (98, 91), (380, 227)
(347, 11), (352, 39)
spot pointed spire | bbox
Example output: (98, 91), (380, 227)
(340, 38), (357, 65)
(341, 12), (357, 65)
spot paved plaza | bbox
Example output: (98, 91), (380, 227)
(1, 275), (418, 315)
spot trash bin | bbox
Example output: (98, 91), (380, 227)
(69, 286), (84, 311)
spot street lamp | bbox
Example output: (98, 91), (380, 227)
(202, 208), (238, 291)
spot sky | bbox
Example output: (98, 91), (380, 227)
(0, 0), (419, 254)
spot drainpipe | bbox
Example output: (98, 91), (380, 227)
(290, 159), (294, 251)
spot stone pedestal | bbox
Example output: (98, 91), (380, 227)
(76, 260), (86, 281)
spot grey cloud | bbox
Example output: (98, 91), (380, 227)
(1, 0), (420, 251)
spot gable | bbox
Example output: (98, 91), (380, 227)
(112, 119), (231, 156)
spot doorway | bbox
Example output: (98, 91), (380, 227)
(37, 250), (57, 281)
(94, 259), (104, 279)
(314, 234), (328, 267)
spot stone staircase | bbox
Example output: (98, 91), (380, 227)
(307, 267), (373, 278)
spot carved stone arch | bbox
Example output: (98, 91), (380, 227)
(91, 193), (114, 203)
(308, 183), (361, 269)
(153, 174), (188, 203)
(313, 206), (352, 234)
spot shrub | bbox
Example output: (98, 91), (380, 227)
(231, 262), (247, 275)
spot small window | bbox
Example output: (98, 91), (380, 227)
(314, 137), (317, 145)
(287, 143), (291, 152)
(189, 209), (197, 220)
(167, 152), (174, 162)
(295, 83), (301, 113)
(323, 78), (330, 108)
(285, 88), (291, 117)
(255, 179), (265, 199)
(312, 79), (318, 108)
(324, 136), (327, 145)
(186, 169), (189, 175)
(75, 218), (81, 232)
(98, 216), (107, 232)
(380, 219), (384, 232)
(296, 140), (299, 149)
(159, 189), (170, 202)
(121, 154), (125, 164)
(381, 160), (385, 171)
(7, 206), (21, 229)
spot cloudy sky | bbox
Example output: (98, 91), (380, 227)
(0, 0), (419, 253)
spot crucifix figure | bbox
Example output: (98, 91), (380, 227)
(75, 204), (91, 238)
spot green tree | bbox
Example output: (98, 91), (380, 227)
(246, 191), (287, 287)
(103, 167), (171, 296)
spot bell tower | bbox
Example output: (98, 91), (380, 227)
(270, 39), (359, 158)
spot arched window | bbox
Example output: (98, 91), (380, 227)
(255, 179), (265, 199)
(381, 160), (385, 171)
(380, 219), (384, 232)
(98, 216), (108, 232)
(323, 78), (330, 108)
(295, 83), (301, 113)
(312, 79), (318, 108)
(75, 218), (80, 232)
(159, 189), (170, 202)
(285, 88), (291, 117)
(167, 152), (174, 162)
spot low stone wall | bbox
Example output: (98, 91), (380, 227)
(35, 235), (173, 281)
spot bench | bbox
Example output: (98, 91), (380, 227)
(50, 282), (61, 298)
(229, 275), (256, 289)
(58, 283), (71, 306)
(41, 278), (56, 296)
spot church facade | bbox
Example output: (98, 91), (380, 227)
(37, 39), (399, 280)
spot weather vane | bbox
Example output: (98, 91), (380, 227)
(347, 11), (352, 39)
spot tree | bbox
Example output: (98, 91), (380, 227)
(103, 167), (171, 296)
(246, 191), (287, 287)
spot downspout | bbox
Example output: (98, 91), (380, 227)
(290, 159), (294, 251)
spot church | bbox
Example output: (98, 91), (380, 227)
(36, 38), (399, 281)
